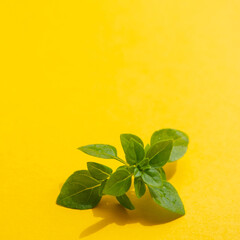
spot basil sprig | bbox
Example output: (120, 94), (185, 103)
(56, 128), (189, 215)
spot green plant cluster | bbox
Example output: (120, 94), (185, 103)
(56, 128), (189, 215)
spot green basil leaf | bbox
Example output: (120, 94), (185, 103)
(56, 170), (101, 209)
(120, 133), (144, 147)
(158, 167), (166, 180)
(147, 140), (173, 168)
(78, 144), (117, 159)
(116, 165), (127, 171)
(120, 134), (145, 165)
(134, 177), (146, 198)
(116, 165), (134, 174)
(144, 144), (150, 154)
(129, 138), (145, 164)
(116, 194), (135, 210)
(142, 168), (162, 187)
(87, 162), (112, 181)
(75, 169), (90, 176)
(102, 169), (132, 196)
(134, 167), (142, 177)
(148, 181), (185, 215)
(128, 166), (135, 174)
(151, 129), (189, 162)
(137, 158), (149, 170)
(99, 179), (107, 196)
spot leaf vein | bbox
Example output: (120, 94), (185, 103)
(90, 165), (110, 177)
(60, 184), (101, 201)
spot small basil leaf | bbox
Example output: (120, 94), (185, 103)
(151, 129), (189, 162)
(121, 138), (136, 165)
(116, 165), (127, 171)
(134, 168), (142, 177)
(116, 165), (134, 174)
(147, 140), (173, 168)
(148, 181), (185, 215)
(144, 144), (150, 154)
(116, 194), (135, 210)
(137, 158), (149, 170)
(158, 168), (166, 180)
(142, 168), (162, 188)
(56, 170), (101, 209)
(128, 166), (135, 174)
(87, 162), (112, 181)
(102, 169), (132, 196)
(78, 144), (117, 159)
(120, 133), (144, 147)
(134, 177), (146, 198)
(131, 139), (145, 163)
(120, 134), (145, 165)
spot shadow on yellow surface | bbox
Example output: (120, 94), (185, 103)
(80, 162), (180, 238)
(164, 162), (177, 181)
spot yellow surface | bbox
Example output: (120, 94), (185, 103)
(1, 1), (240, 239)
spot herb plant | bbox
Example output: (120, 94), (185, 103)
(56, 128), (189, 215)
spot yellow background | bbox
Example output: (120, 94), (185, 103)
(1, 1), (240, 239)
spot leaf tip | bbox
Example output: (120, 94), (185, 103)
(178, 207), (186, 216)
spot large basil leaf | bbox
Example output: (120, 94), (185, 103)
(102, 169), (132, 196)
(56, 170), (101, 209)
(149, 181), (185, 215)
(151, 129), (189, 162)
(78, 144), (117, 159)
(87, 162), (112, 180)
(147, 140), (173, 167)
(120, 134), (145, 165)
(116, 194), (135, 210)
